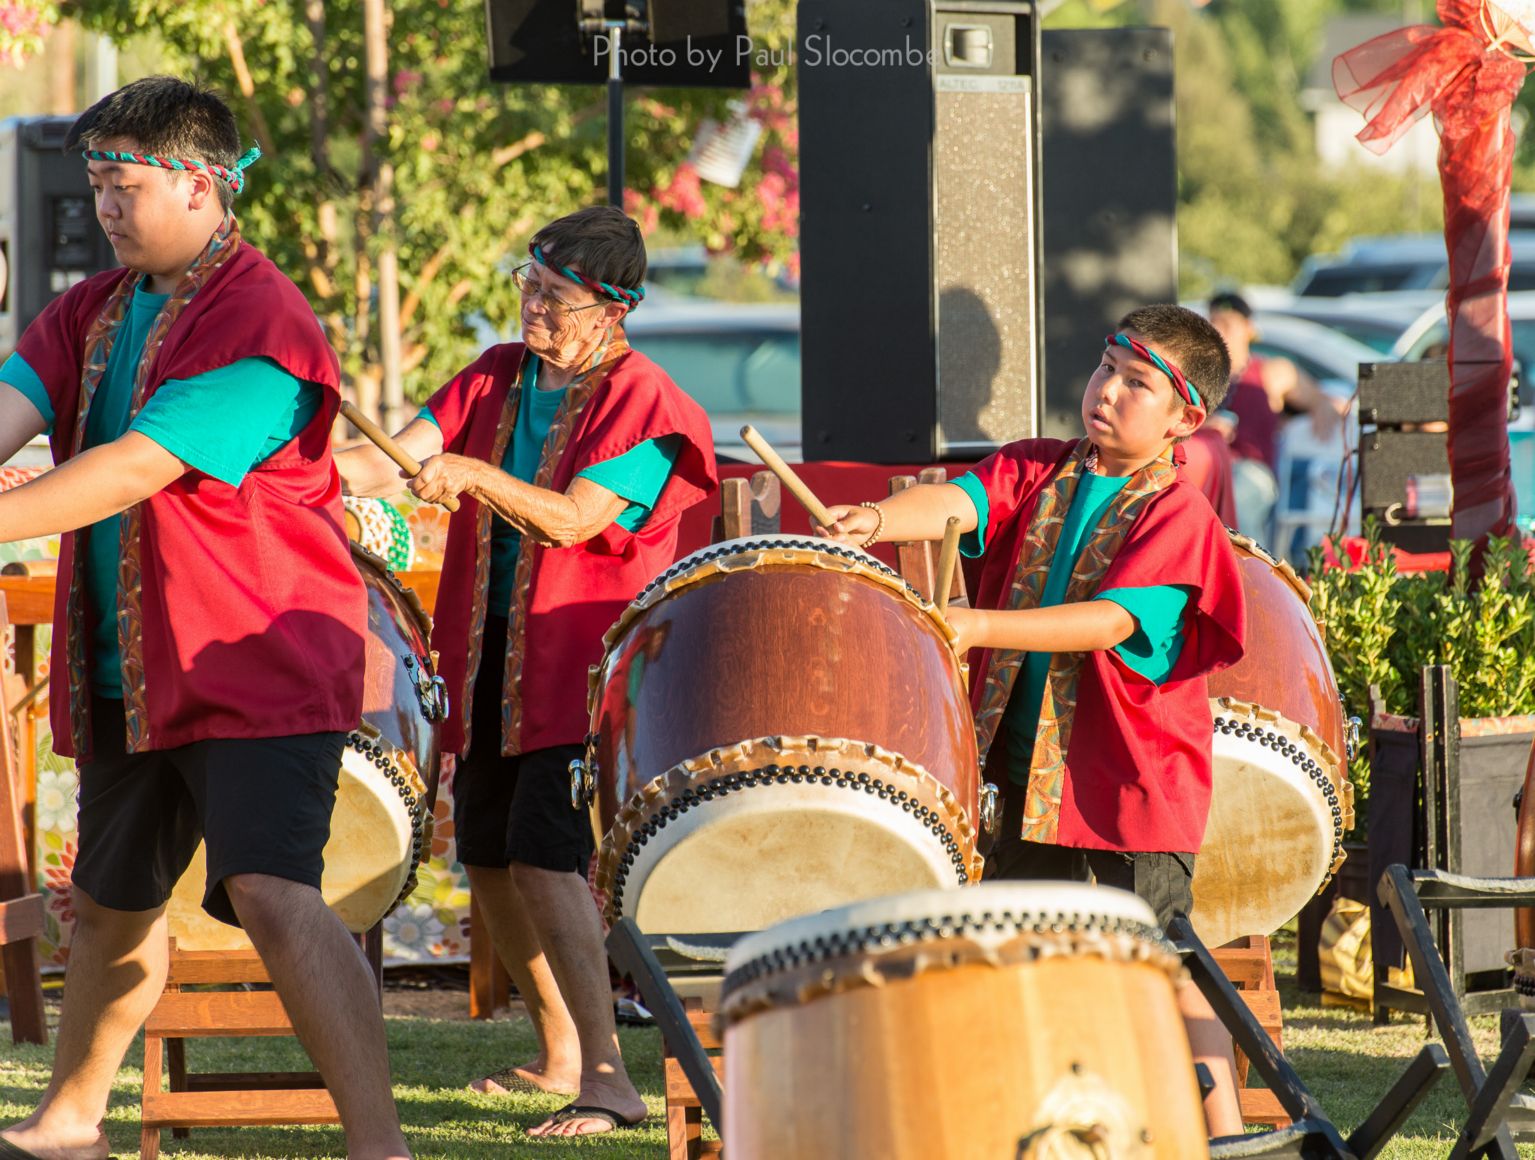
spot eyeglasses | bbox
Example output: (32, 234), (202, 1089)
(511, 263), (608, 318)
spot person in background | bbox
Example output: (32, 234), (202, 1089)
(1208, 292), (1346, 544)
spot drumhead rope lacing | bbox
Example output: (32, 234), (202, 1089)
(717, 910), (1180, 1027)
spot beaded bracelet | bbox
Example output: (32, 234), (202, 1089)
(858, 501), (886, 548)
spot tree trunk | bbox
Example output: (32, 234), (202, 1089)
(363, 0), (403, 431)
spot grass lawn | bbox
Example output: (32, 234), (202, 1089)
(2, 934), (1535, 1157)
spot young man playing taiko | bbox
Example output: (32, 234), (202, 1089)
(821, 304), (1249, 1137)
(0, 77), (409, 1160)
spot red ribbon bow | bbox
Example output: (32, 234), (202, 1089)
(1333, 0), (1530, 543)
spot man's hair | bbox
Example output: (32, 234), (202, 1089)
(1116, 303), (1232, 411)
(529, 206), (647, 296)
(1208, 290), (1253, 319)
(66, 77), (242, 213)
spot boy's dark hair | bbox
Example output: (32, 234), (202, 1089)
(530, 206), (647, 295)
(66, 77), (242, 213)
(1116, 303), (1232, 411)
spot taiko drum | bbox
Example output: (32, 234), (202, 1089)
(585, 535), (985, 935)
(167, 544), (445, 948)
(719, 883), (1210, 1160)
(1197, 532), (1355, 948)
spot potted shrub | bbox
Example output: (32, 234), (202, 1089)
(1309, 523), (1535, 1002)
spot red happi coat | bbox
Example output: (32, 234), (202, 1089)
(426, 342), (718, 757)
(18, 249), (364, 760)
(968, 439), (1247, 853)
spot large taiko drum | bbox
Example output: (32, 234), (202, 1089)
(719, 883), (1210, 1160)
(585, 535), (985, 935)
(1196, 532), (1356, 948)
(167, 544), (446, 949)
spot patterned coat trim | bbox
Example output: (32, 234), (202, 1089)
(971, 438), (1178, 844)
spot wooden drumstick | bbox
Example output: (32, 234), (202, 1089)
(340, 401), (461, 513)
(739, 425), (835, 529)
(935, 516), (960, 614)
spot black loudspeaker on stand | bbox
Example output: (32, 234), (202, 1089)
(485, 0), (749, 87)
(796, 7), (1177, 462)
(798, 0), (1040, 463)
(0, 116), (118, 358)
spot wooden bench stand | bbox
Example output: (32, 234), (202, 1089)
(139, 934), (381, 1160)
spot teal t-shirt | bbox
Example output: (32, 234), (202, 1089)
(950, 471), (1192, 785)
(0, 285), (322, 696)
(419, 355), (681, 614)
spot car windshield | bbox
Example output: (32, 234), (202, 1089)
(1298, 264), (1440, 296)
(1404, 318), (1535, 370)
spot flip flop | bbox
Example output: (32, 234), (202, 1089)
(468, 1067), (576, 1096)
(531, 1102), (647, 1135)
(0, 1140), (48, 1160)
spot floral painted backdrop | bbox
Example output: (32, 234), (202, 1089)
(0, 470), (472, 968)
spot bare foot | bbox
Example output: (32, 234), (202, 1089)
(468, 1064), (579, 1097)
(525, 1078), (647, 1138)
(0, 1123), (111, 1160)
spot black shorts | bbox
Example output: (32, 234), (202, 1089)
(71, 697), (345, 927)
(452, 617), (593, 874)
(986, 783), (1195, 930)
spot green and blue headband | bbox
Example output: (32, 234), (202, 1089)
(529, 243), (645, 312)
(1106, 332), (1202, 407)
(81, 145), (262, 196)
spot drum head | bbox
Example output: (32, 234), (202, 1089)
(627, 783), (961, 935)
(167, 746), (416, 949)
(1192, 720), (1337, 948)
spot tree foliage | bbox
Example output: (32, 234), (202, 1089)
(64, 0), (797, 404)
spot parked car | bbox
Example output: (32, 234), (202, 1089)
(1259, 292), (1438, 354)
(623, 300), (801, 461)
(1294, 232), (1535, 297)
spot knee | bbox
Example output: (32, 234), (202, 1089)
(221, 873), (307, 929)
(71, 883), (158, 929)
(508, 860), (565, 896)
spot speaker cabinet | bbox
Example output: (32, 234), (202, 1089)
(485, 0), (749, 88)
(0, 116), (117, 358)
(798, 0), (1039, 462)
(1037, 27), (1175, 438)
(1355, 359), (1515, 554)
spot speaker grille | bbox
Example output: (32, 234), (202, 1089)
(934, 87), (1036, 453)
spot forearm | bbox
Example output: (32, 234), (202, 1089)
(861, 483), (976, 542)
(0, 434), (182, 542)
(335, 443), (408, 497)
(471, 470), (583, 544)
(964, 599), (1135, 654)
(335, 417), (444, 498)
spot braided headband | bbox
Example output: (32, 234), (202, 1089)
(81, 145), (262, 196)
(529, 243), (645, 311)
(1106, 332), (1201, 407)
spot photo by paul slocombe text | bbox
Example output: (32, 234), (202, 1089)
(591, 34), (936, 72)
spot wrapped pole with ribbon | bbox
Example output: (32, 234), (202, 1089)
(1334, 0), (1535, 547)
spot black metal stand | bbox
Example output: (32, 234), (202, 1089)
(604, 23), (624, 207)
(1378, 864), (1535, 1157)
(1168, 914), (1449, 1159)
(577, 15), (644, 208)
(604, 917), (725, 1131)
